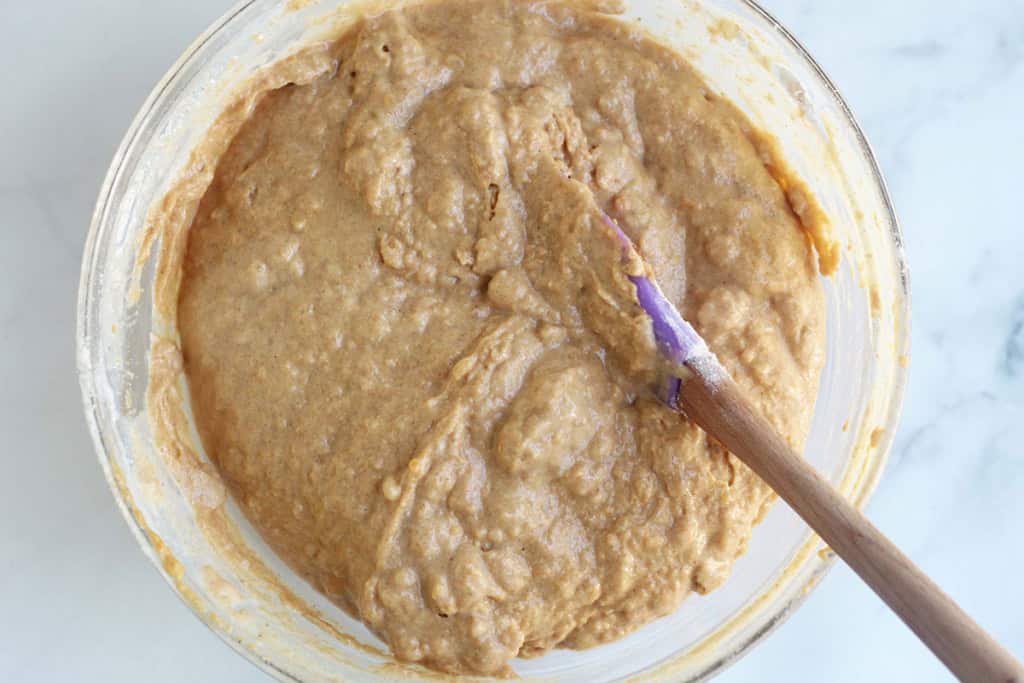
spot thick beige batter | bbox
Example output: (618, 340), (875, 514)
(176, 0), (826, 675)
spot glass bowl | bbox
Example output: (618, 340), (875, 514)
(77, 0), (909, 680)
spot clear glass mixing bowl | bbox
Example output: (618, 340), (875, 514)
(77, 0), (910, 680)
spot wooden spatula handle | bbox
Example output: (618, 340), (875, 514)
(678, 371), (1024, 683)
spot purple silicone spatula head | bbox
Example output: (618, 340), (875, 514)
(601, 213), (724, 403)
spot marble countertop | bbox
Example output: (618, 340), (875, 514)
(2, 0), (1021, 680)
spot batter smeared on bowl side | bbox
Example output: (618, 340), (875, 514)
(176, 0), (827, 675)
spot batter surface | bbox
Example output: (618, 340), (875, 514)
(177, 0), (826, 675)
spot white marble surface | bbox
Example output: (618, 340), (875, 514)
(2, 0), (1022, 680)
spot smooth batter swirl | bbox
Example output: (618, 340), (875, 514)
(176, 0), (826, 675)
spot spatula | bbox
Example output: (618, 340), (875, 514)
(601, 214), (1024, 683)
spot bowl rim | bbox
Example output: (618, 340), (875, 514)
(76, 0), (911, 680)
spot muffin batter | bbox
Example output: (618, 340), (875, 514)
(176, 0), (827, 675)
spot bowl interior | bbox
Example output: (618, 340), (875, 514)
(77, 0), (908, 681)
